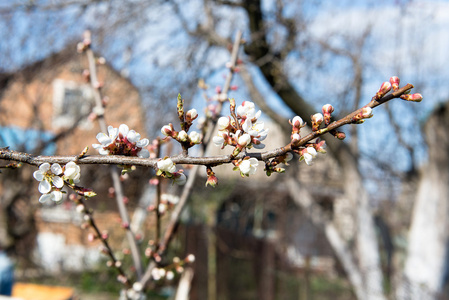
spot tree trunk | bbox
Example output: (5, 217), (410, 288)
(397, 103), (449, 299)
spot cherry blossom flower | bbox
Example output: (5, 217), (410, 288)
(92, 125), (119, 155)
(38, 190), (63, 203)
(238, 133), (251, 147)
(64, 162), (81, 183)
(33, 163), (64, 194)
(33, 163), (65, 203)
(236, 101), (261, 120)
(189, 131), (201, 144)
(239, 158), (259, 176)
(93, 124), (150, 158)
(303, 147), (317, 165)
(217, 117), (230, 130)
(177, 130), (188, 142)
(212, 133), (226, 148)
(157, 158), (176, 174)
(244, 120), (268, 149)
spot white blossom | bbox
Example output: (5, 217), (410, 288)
(303, 147), (317, 165)
(238, 133), (251, 147)
(187, 108), (198, 119)
(217, 117), (230, 130)
(178, 130), (188, 142)
(166, 271), (175, 281)
(239, 158), (259, 176)
(157, 158), (176, 173)
(161, 125), (172, 136)
(212, 134), (225, 148)
(38, 190), (63, 203)
(93, 124), (150, 157)
(92, 125), (119, 154)
(189, 131), (201, 144)
(33, 163), (64, 194)
(64, 162), (81, 183)
(236, 101), (260, 120)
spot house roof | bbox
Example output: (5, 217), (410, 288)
(0, 42), (138, 90)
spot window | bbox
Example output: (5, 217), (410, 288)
(52, 79), (94, 130)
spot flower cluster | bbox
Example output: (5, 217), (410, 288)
(213, 100), (268, 155)
(33, 162), (81, 203)
(156, 158), (186, 185)
(161, 109), (202, 146)
(289, 114), (327, 165)
(93, 124), (150, 158)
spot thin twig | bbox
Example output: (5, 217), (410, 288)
(84, 32), (144, 278)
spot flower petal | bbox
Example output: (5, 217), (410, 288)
(38, 180), (52, 194)
(39, 193), (52, 203)
(127, 130), (140, 143)
(107, 126), (118, 140)
(52, 176), (64, 188)
(174, 173), (187, 185)
(137, 149), (150, 158)
(33, 170), (45, 181)
(213, 136), (224, 147)
(136, 138), (149, 148)
(39, 163), (50, 172)
(118, 124), (129, 137)
(96, 132), (112, 145)
(51, 163), (63, 175)
(51, 191), (63, 202)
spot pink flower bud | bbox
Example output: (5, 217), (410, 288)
(101, 231), (109, 240)
(311, 113), (324, 131)
(361, 106), (373, 119)
(322, 104), (334, 125)
(376, 82), (392, 99)
(117, 275), (128, 284)
(311, 113), (323, 123)
(315, 139), (327, 153)
(334, 131), (346, 140)
(390, 76), (400, 91)
(87, 233), (96, 242)
(186, 109), (198, 122)
(205, 174), (218, 188)
(322, 104), (334, 114)
(291, 133), (301, 144)
(291, 116), (304, 129)
(400, 93), (423, 102)
(161, 125), (173, 137)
